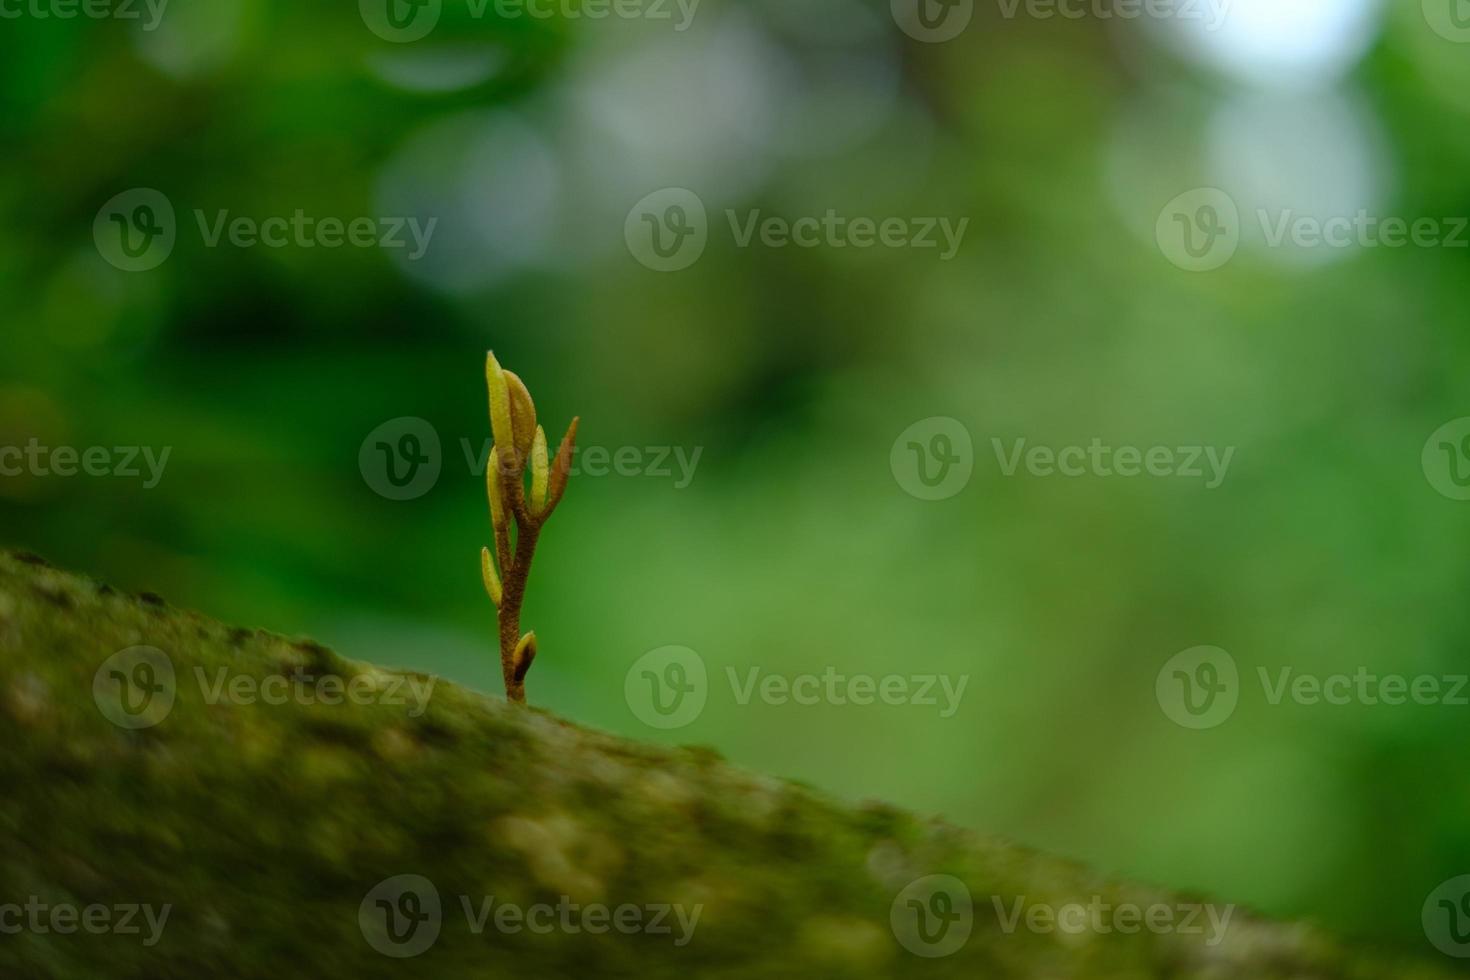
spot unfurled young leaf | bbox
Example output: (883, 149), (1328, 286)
(487, 448), (507, 530)
(547, 416), (580, 515)
(481, 546), (502, 607)
(530, 426), (549, 515)
(486, 352), (514, 454)
(504, 369), (538, 463)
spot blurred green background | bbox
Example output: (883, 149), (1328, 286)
(3, 0), (1470, 962)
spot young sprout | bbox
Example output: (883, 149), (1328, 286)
(480, 352), (579, 704)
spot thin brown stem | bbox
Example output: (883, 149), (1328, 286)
(492, 514), (514, 580)
(497, 519), (541, 702)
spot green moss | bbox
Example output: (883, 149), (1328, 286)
(0, 551), (1455, 979)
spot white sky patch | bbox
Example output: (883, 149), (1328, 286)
(1163, 0), (1386, 90)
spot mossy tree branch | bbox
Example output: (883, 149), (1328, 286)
(0, 551), (1457, 979)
